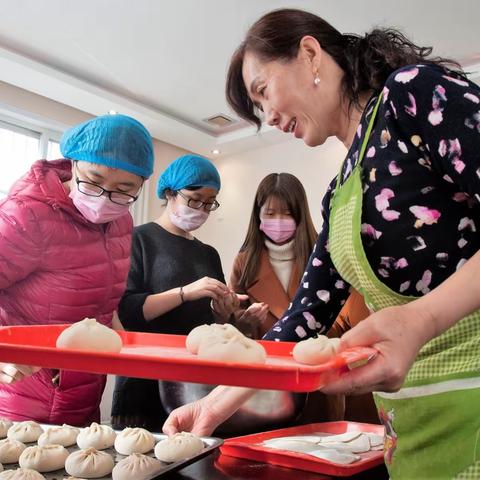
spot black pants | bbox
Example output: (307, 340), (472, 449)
(111, 377), (168, 432)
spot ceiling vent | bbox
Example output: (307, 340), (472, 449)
(203, 113), (237, 128)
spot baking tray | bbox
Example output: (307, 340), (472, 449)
(219, 421), (385, 477)
(0, 424), (223, 479)
(0, 325), (376, 392)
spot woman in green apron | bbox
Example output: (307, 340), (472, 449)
(164, 9), (480, 478)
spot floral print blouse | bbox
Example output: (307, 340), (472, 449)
(264, 64), (480, 341)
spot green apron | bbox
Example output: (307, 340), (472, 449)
(328, 94), (480, 479)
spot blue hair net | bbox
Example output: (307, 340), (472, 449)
(60, 114), (154, 178)
(157, 154), (221, 199)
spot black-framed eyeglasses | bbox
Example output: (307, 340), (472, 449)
(177, 190), (220, 212)
(74, 178), (138, 205)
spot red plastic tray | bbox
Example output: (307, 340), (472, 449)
(0, 325), (376, 392)
(220, 422), (385, 477)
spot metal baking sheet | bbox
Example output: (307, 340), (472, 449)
(2, 424), (223, 479)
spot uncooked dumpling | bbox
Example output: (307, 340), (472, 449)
(56, 318), (122, 352)
(19, 444), (69, 472)
(0, 468), (46, 479)
(65, 448), (114, 479)
(0, 439), (26, 463)
(186, 323), (240, 354)
(154, 432), (204, 463)
(7, 422), (43, 443)
(38, 425), (79, 447)
(292, 335), (340, 365)
(112, 453), (163, 480)
(0, 420), (13, 439)
(114, 428), (155, 455)
(197, 334), (266, 364)
(76, 423), (116, 450)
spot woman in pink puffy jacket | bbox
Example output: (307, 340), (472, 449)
(0, 114), (154, 426)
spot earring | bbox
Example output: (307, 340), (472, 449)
(314, 71), (321, 86)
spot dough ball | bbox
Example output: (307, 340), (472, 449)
(76, 423), (116, 450)
(56, 318), (122, 353)
(112, 453), (163, 480)
(38, 425), (79, 447)
(0, 439), (26, 463)
(19, 444), (69, 472)
(292, 335), (340, 365)
(197, 334), (266, 364)
(186, 323), (240, 354)
(154, 432), (204, 463)
(0, 468), (46, 479)
(7, 422), (43, 443)
(114, 427), (155, 455)
(65, 448), (114, 479)
(0, 420), (13, 439)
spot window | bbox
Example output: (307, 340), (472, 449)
(0, 116), (62, 199)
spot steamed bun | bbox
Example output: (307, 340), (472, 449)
(292, 335), (340, 365)
(65, 448), (114, 479)
(0, 420), (13, 439)
(56, 318), (122, 353)
(7, 422), (43, 443)
(0, 469), (45, 479)
(38, 425), (79, 447)
(114, 428), (155, 455)
(19, 444), (69, 472)
(112, 453), (162, 480)
(154, 432), (204, 463)
(76, 423), (116, 450)
(186, 323), (241, 354)
(0, 439), (26, 463)
(197, 334), (266, 364)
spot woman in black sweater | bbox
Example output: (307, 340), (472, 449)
(111, 154), (241, 430)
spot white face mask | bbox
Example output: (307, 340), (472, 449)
(169, 203), (209, 232)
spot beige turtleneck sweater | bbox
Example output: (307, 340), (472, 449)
(265, 238), (295, 293)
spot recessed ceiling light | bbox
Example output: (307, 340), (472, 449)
(108, 110), (117, 115)
(211, 149), (220, 155)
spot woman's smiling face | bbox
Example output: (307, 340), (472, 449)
(241, 37), (342, 147)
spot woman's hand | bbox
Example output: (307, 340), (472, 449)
(182, 277), (229, 302)
(236, 302), (269, 338)
(0, 363), (40, 384)
(162, 386), (255, 437)
(321, 303), (434, 395)
(211, 291), (249, 319)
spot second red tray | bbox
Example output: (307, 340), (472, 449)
(0, 325), (376, 392)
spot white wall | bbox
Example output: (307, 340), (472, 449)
(196, 136), (347, 280)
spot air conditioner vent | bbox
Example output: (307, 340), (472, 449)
(203, 114), (237, 128)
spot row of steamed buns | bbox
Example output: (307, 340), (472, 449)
(0, 419), (204, 479)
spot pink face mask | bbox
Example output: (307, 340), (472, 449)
(169, 203), (209, 232)
(260, 218), (297, 243)
(69, 187), (130, 224)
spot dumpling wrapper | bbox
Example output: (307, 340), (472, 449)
(0, 439), (26, 464)
(264, 435), (324, 444)
(315, 431), (363, 443)
(77, 423), (116, 450)
(56, 318), (122, 353)
(114, 428), (155, 455)
(363, 432), (384, 447)
(262, 439), (320, 453)
(321, 435), (371, 454)
(65, 447), (114, 478)
(307, 448), (360, 464)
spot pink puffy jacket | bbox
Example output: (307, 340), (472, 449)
(0, 160), (132, 426)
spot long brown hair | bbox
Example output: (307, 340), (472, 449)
(226, 8), (462, 128)
(238, 173), (317, 291)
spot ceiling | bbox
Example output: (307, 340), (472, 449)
(0, 0), (478, 157)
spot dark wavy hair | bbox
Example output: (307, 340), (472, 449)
(226, 8), (463, 128)
(237, 173), (317, 291)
